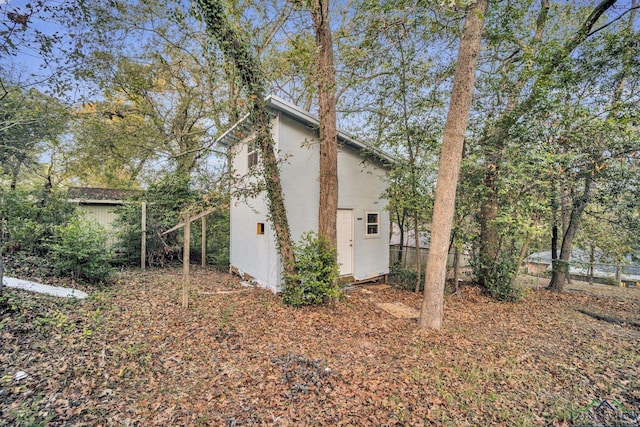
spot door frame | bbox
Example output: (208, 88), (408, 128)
(336, 208), (354, 276)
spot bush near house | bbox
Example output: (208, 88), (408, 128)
(283, 232), (341, 306)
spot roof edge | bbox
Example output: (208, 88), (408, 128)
(215, 95), (396, 164)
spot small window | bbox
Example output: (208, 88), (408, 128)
(366, 212), (379, 236)
(257, 222), (265, 235)
(248, 140), (259, 168)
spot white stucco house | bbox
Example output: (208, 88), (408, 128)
(215, 95), (393, 292)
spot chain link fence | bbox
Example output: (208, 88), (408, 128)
(525, 253), (640, 286)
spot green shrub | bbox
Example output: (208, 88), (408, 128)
(471, 253), (526, 301)
(388, 261), (422, 291)
(0, 189), (76, 255)
(283, 232), (341, 306)
(47, 217), (113, 284)
(114, 175), (197, 267)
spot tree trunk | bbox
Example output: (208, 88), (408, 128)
(309, 0), (339, 251)
(196, 0), (296, 278)
(615, 263), (622, 286)
(453, 244), (461, 293)
(549, 175), (595, 291)
(478, 165), (499, 285)
(551, 224), (558, 261)
(394, 207), (407, 264)
(419, 0), (488, 330)
(516, 231), (531, 271)
(562, 188), (573, 284)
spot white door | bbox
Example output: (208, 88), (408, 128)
(336, 209), (354, 276)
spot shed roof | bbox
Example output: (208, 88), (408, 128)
(214, 95), (395, 164)
(68, 187), (141, 204)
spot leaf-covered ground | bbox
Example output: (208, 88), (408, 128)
(1, 268), (639, 426)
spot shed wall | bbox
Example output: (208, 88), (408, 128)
(229, 112), (390, 290)
(77, 204), (121, 247)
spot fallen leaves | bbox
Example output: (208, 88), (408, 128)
(1, 268), (639, 425)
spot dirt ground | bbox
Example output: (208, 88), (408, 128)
(1, 268), (639, 426)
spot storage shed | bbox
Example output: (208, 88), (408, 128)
(216, 95), (392, 292)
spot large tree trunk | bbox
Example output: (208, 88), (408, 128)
(196, 0), (296, 278)
(419, 0), (488, 330)
(549, 175), (595, 291)
(309, 0), (339, 250)
(478, 164), (499, 285)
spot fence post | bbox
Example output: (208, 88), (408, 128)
(201, 215), (206, 268)
(141, 202), (146, 271)
(182, 215), (190, 310)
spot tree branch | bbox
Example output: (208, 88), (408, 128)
(587, 5), (640, 37)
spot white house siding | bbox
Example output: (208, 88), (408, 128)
(78, 204), (120, 247)
(229, 122), (282, 290)
(277, 113), (320, 241)
(229, 107), (390, 291)
(337, 143), (389, 280)
(277, 112), (390, 282)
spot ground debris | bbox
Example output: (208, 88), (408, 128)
(1, 268), (638, 426)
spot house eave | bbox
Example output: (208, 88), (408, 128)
(68, 199), (125, 205)
(214, 95), (396, 165)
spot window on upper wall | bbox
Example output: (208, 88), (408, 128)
(257, 222), (265, 235)
(247, 140), (259, 169)
(366, 212), (379, 237)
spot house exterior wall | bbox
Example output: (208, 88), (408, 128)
(336, 141), (389, 280)
(77, 204), (121, 247)
(228, 122), (281, 289)
(277, 113), (320, 241)
(229, 112), (390, 291)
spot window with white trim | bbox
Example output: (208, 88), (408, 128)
(247, 140), (259, 169)
(366, 212), (380, 236)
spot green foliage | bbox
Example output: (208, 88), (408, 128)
(205, 206), (230, 271)
(0, 85), (69, 187)
(47, 216), (113, 284)
(0, 189), (76, 256)
(115, 174), (229, 269)
(471, 252), (526, 302)
(283, 232), (340, 307)
(115, 175), (198, 266)
(388, 261), (421, 291)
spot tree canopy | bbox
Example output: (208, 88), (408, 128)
(1, 0), (639, 309)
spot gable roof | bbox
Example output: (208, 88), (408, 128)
(214, 95), (395, 164)
(68, 187), (141, 204)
